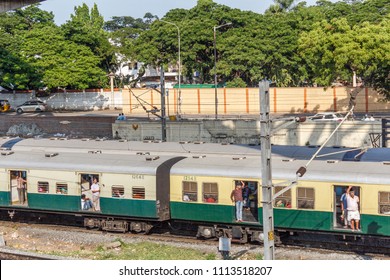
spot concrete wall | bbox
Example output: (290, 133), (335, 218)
(0, 115), (115, 138)
(1, 89), (123, 111)
(112, 119), (382, 147)
(3, 86), (386, 114)
(123, 87), (389, 116)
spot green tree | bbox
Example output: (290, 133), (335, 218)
(0, 5), (56, 89)
(104, 15), (152, 60)
(298, 16), (390, 96)
(62, 3), (115, 71)
(0, 5), (107, 90)
(20, 25), (106, 90)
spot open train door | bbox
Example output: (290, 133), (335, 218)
(10, 170), (28, 206)
(333, 185), (361, 230)
(233, 180), (258, 223)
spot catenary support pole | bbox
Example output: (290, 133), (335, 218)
(259, 80), (275, 260)
(160, 65), (167, 142)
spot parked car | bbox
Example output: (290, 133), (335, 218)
(16, 100), (47, 114)
(309, 112), (344, 122)
(0, 99), (11, 112)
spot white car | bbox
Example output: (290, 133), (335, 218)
(16, 100), (47, 114)
(309, 112), (344, 122)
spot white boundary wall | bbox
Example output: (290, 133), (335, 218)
(0, 89), (123, 111)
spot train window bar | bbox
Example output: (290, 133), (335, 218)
(382, 161), (390, 165)
(132, 187), (145, 199)
(179, 141), (190, 144)
(194, 141), (204, 144)
(118, 139), (128, 142)
(49, 137), (58, 140)
(326, 160), (339, 164)
(282, 158), (295, 162)
(81, 138), (90, 141)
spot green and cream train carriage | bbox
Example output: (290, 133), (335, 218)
(169, 155), (390, 243)
(0, 145), (389, 248)
(0, 150), (184, 232)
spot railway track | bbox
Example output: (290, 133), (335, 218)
(0, 221), (388, 260)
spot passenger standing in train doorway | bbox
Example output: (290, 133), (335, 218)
(91, 177), (101, 211)
(231, 181), (244, 222)
(242, 182), (250, 211)
(346, 186), (360, 231)
(340, 188), (349, 228)
(16, 174), (27, 205)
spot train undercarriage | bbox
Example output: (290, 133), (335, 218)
(1, 207), (389, 255)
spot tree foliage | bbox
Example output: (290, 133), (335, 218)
(0, 0), (388, 97)
(0, 4), (110, 90)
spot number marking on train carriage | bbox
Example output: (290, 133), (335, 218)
(183, 176), (197, 181)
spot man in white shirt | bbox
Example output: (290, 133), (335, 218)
(346, 186), (360, 231)
(91, 178), (101, 211)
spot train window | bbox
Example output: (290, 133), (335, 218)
(274, 186), (292, 208)
(112, 186), (125, 198)
(38, 181), (49, 193)
(182, 181), (197, 202)
(56, 183), (68, 194)
(132, 187), (145, 199)
(379, 192), (390, 215)
(297, 187), (315, 209)
(203, 182), (218, 203)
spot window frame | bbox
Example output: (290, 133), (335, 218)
(112, 185), (125, 198)
(56, 183), (68, 195)
(202, 182), (218, 203)
(379, 191), (390, 215)
(297, 187), (315, 209)
(273, 186), (292, 208)
(132, 187), (145, 199)
(182, 181), (198, 202)
(38, 181), (49, 193)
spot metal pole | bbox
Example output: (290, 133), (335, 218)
(259, 80), (275, 260)
(213, 23), (232, 120)
(178, 27), (181, 117)
(108, 72), (115, 110)
(158, 19), (181, 118)
(213, 26), (218, 120)
(160, 65), (167, 142)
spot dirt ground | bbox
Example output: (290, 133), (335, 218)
(1, 221), (387, 260)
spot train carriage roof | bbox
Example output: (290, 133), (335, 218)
(0, 151), (178, 174)
(358, 148), (390, 162)
(7, 138), (263, 157)
(170, 156), (390, 185)
(3, 137), (365, 160)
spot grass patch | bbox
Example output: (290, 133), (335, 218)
(48, 241), (218, 260)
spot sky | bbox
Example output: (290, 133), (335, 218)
(39, 0), (335, 25)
